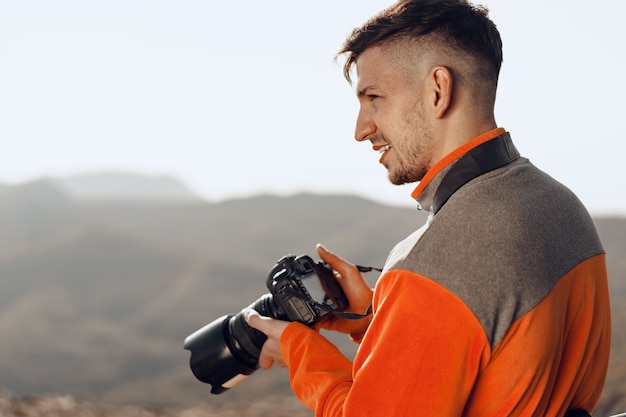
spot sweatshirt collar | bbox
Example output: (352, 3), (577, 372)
(411, 128), (508, 212)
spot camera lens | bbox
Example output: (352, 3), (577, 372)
(184, 254), (340, 394)
(228, 297), (272, 365)
(183, 294), (278, 394)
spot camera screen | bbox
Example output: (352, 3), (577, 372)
(300, 272), (334, 307)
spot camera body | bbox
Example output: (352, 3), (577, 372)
(184, 254), (348, 394)
(267, 253), (348, 324)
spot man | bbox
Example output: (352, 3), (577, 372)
(246, 0), (612, 415)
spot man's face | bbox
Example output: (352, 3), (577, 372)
(354, 45), (436, 185)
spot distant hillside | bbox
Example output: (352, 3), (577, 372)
(0, 176), (624, 415)
(1, 172), (203, 202)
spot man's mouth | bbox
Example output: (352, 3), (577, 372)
(378, 145), (391, 154)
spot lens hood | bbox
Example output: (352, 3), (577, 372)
(184, 315), (258, 394)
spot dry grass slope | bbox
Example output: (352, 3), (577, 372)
(0, 181), (624, 416)
(0, 390), (312, 417)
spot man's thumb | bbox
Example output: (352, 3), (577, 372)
(244, 309), (264, 330)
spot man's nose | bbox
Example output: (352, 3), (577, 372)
(354, 110), (376, 142)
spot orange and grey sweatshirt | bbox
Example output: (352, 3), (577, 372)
(279, 129), (611, 417)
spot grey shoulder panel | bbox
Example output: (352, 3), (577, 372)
(386, 159), (604, 347)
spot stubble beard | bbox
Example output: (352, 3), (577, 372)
(388, 164), (427, 186)
(387, 103), (433, 186)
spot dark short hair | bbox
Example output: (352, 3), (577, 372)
(338, 0), (503, 85)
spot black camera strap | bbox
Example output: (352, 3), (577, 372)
(331, 304), (373, 320)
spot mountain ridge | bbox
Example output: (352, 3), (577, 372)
(1, 172), (204, 203)
(0, 175), (623, 415)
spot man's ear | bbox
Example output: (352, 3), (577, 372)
(429, 66), (453, 119)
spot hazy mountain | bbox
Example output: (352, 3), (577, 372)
(0, 174), (624, 415)
(2, 172), (203, 203)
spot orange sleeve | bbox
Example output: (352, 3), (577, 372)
(280, 322), (353, 413)
(281, 270), (490, 416)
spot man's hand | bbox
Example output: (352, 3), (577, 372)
(315, 244), (374, 339)
(244, 309), (290, 369)
(245, 244), (375, 368)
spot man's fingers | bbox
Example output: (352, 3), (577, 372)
(317, 244), (372, 294)
(244, 309), (288, 339)
(258, 354), (274, 370)
(244, 309), (289, 369)
(316, 243), (357, 277)
(244, 309), (269, 333)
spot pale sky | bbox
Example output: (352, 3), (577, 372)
(1, 0), (625, 215)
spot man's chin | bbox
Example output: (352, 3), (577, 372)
(388, 172), (423, 186)
(389, 177), (410, 186)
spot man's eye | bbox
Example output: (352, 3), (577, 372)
(368, 94), (379, 100)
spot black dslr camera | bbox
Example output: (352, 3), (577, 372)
(184, 254), (349, 394)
